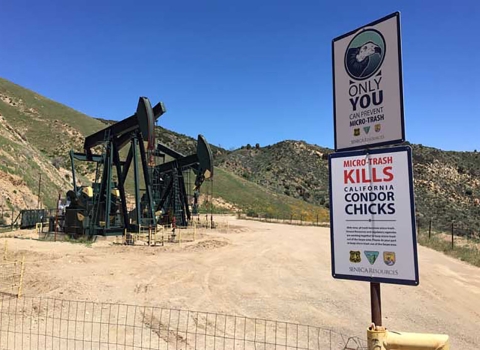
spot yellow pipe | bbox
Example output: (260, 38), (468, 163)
(368, 328), (450, 350)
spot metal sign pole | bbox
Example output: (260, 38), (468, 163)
(370, 282), (382, 326)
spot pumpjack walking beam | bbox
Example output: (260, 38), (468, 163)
(83, 100), (165, 154)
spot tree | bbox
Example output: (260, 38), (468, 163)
(246, 144), (252, 150)
(255, 143), (260, 149)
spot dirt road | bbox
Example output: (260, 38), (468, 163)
(3, 216), (480, 348)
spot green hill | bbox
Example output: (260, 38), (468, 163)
(0, 77), (327, 222)
(217, 141), (480, 235)
(0, 77), (478, 235)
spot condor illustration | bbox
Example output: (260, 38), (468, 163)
(345, 29), (385, 80)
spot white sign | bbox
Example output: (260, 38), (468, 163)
(332, 12), (404, 151)
(329, 146), (419, 285)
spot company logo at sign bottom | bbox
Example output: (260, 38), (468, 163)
(383, 252), (396, 266)
(364, 251), (379, 265)
(349, 251), (361, 263)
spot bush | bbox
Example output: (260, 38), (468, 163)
(255, 143), (260, 149)
(242, 172), (250, 180)
(52, 157), (62, 170)
(246, 144), (252, 150)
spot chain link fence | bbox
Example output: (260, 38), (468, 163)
(0, 296), (366, 350)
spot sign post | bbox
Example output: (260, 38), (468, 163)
(330, 12), (418, 329)
(371, 282), (382, 326)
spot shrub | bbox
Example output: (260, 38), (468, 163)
(52, 157), (62, 170)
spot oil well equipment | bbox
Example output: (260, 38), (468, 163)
(63, 96), (213, 237)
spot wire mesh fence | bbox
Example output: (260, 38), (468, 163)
(0, 296), (366, 350)
(416, 217), (479, 241)
(237, 214), (329, 228)
(0, 258), (25, 298)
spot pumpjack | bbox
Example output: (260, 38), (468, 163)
(63, 96), (213, 237)
(152, 135), (213, 226)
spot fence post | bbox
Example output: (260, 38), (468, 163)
(429, 219), (432, 239)
(17, 255), (25, 298)
(451, 222), (454, 249)
(316, 214), (319, 226)
(11, 209), (14, 231)
(290, 214), (293, 224)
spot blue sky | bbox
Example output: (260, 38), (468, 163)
(1, 0), (479, 151)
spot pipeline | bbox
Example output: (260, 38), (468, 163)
(367, 326), (449, 350)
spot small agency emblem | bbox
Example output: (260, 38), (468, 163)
(363, 126), (370, 134)
(364, 251), (379, 265)
(375, 124), (381, 132)
(354, 128), (360, 136)
(383, 252), (396, 266)
(349, 251), (361, 263)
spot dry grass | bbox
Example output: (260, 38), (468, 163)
(417, 230), (480, 267)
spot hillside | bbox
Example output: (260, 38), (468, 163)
(0, 78), (106, 211)
(0, 77), (478, 235)
(218, 141), (330, 205)
(217, 142), (480, 235)
(0, 78), (326, 224)
(410, 143), (480, 234)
